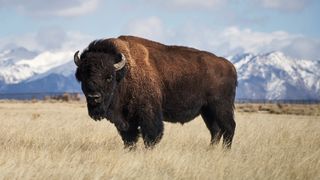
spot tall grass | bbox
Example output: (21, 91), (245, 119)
(0, 101), (319, 179)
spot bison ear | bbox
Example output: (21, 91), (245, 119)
(74, 51), (81, 66)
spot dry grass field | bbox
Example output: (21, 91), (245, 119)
(0, 101), (319, 180)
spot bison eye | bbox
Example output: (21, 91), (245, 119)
(106, 75), (113, 83)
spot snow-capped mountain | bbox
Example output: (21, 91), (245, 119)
(231, 51), (320, 100)
(0, 47), (319, 100)
(0, 47), (80, 93)
(0, 47), (74, 84)
(2, 61), (81, 93)
(0, 47), (37, 84)
(0, 47), (37, 65)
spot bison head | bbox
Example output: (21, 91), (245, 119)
(74, 50), (126, 121)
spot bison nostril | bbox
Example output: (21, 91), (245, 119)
(88, 94), (100, 98)
(87, 93), (102, 104)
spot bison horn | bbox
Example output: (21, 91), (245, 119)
(114, 53), (126, 71)
(74, 50), (81, 66)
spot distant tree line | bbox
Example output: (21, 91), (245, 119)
(236, 98), (320, 104)
(0, 93), (319, 104)
(0, 92), (82, 101)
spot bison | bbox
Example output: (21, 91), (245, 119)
(74, 36), (237, 149)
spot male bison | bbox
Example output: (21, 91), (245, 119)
(74, 36), (237, 149)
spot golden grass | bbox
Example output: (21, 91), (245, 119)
(0, 101), (319, 180)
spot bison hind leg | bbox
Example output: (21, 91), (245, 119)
(201, 106), (223, 145)
(201, 101), (236, 149)
(215, 101), (236, 149)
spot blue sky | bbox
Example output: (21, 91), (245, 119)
(0, 0), (319, 59)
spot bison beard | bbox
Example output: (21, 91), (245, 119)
(74, 36), (237, 149)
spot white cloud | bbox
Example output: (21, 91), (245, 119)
(35, 27), (67, 50)
(253, 0), (313, 11)
(145, 0), (313, 11)
(144, 0), (225, 9)
(216, 27), (299, 54)
(282, 38), (320, 60)
(0, 28), (93, 52)
(124, 17), (320, 60)
(125, 16), (175, 42)
(179, 26), (319, 60)
(1, 17), (319, 61)
(0, 0), (101, 17)
(54, 0), (100, 17)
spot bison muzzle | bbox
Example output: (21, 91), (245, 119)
(74, 36), (237, 149)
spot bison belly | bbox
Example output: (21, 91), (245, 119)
(162, 88), (205, 124)
(163, 106), (202, 124)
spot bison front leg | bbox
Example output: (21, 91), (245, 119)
(139, 109), (164, 148)
(117, 120), (140, 150)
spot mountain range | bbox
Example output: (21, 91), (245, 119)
(0, 47), (80, 94)
(230, 52), (320, 100)
(0, 47), (319, 100)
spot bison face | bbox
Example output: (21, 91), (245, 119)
(74, 51), (126, 121)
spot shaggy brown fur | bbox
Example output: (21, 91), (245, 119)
(75, 35), (237, 149)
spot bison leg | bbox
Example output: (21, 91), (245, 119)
(215, 102), (236, 149)
(117, 120), (140, 150)
(139, 110), (164, 148)
(201, 106), (223, 145)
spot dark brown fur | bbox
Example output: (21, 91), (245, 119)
(75, 35), (237, 149)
